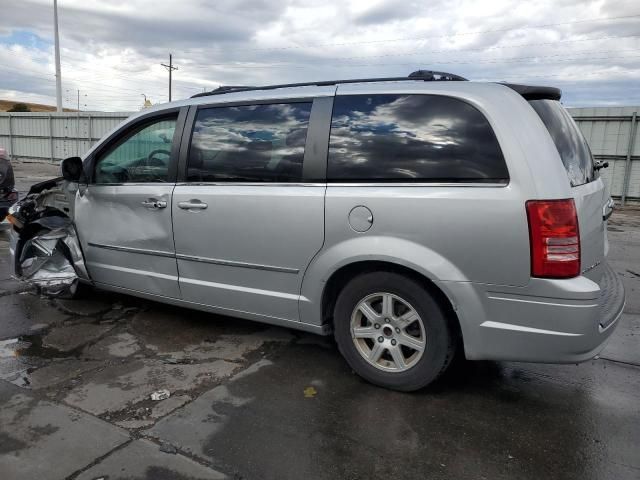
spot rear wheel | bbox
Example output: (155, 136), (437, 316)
(333, 271), (455, 391)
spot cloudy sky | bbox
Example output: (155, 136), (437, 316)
(0, 0), (638, 111)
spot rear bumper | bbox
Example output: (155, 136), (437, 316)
(440, 262), (625, 363)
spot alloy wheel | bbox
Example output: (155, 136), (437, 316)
(350, 292), (426, 372)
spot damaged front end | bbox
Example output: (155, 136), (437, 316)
(8, 177), (90, 296)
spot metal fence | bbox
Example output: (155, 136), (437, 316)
(568, 107), (639, 204)
(0, 111), (132, 163)
(1, 107), (639, 200)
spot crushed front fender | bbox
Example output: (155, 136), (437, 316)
(8, 177), (90, 296)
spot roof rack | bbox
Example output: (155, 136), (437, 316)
(191, 70), (467, 98)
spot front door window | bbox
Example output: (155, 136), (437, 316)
(94, 117), (177, 184)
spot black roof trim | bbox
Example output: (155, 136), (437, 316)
(502, 83), (562, 101)
(191, 70), (467, 98)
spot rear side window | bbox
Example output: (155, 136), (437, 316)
(328, 94), (508, 183)
(188, 102), (312, 183)
(529, 100), (594, 186)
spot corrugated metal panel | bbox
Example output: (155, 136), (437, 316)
(569, 107), (639, 199)
(13, 136), (50, 159)
(0, 116), (9, 136)
(0, 111), (132, 162)
(0, 108), (638, 199)
(627, 160), (640, 198)
(51, 116), (90, 139)
(91, 116), (128, 138)
(11, 116), (49, 137)
(598, 159), (627, 194)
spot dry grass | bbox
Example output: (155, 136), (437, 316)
(0, 99), (76, 112)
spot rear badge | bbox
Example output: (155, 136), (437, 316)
(581, 261), (601, 275)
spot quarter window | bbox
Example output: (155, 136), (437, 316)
(529, 99), (595, 186)
(328, 94), (508, 183)
(188, 102), (312, 183)
(94, 116), (177, 184)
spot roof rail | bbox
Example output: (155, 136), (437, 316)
(191, 70), (467, 98)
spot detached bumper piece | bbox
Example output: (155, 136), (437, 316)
(18, 217), (87, 296)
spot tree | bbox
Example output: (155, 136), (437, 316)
(7, 103), (30, 112)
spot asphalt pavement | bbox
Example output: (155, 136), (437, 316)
(0, 162), (638, 479)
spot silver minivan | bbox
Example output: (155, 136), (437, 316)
(9, 71), (625, 391)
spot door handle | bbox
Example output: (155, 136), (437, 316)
(178, 200), (208, 210)
(141, 199), (167, 209)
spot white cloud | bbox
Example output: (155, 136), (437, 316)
(0, 0), (638, 110)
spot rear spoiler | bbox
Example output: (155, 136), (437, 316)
(502, 83), (562, 101)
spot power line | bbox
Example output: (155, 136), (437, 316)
(0, 64), (170, 96)
(177, 34), (640, 69)
(174, 51), (640, 70)
(3, 47), (639, 86)
(314, 34), (640, 62)
(176, 12), (640, 53)
(57, 57), (202, 90)
(490, 68), (640, 80)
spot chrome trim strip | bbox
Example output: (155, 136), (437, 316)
(88, 183), (171, 187)
(179, 276), (301, 300)
(328, 182), (508, 187)
(487, 295), (598, 308)
(172, 182), (505, 187)
(480, 321), (583, 337)
(89, 243), (299, 273)
(88, 242), (175, 258)
(176, 253), (299, 274)
(174, 182), (326, 187)
(86, 262), (179, 281)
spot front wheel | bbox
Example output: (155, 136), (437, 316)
(333, 272), (456, 391)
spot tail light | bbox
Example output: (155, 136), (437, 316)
(7, 191), (18, 201)
(526, 199), (580, 278)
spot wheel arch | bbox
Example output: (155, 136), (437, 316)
(316, 260), (464, 349)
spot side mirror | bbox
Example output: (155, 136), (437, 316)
(61, 156), (84, 182)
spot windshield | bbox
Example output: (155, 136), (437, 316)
(529, 99), (595, 186)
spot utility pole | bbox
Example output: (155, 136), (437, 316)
(53, 0), (63, 112)
(161, 54), (178, 102)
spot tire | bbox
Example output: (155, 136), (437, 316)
(333, 271), (456, 392)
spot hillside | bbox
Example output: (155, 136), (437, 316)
(0, 99), (76, 112)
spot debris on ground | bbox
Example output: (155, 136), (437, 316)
(159, 443), (178, 454)
(150, 389), (171, 401)
(303, 386), (317, 398)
